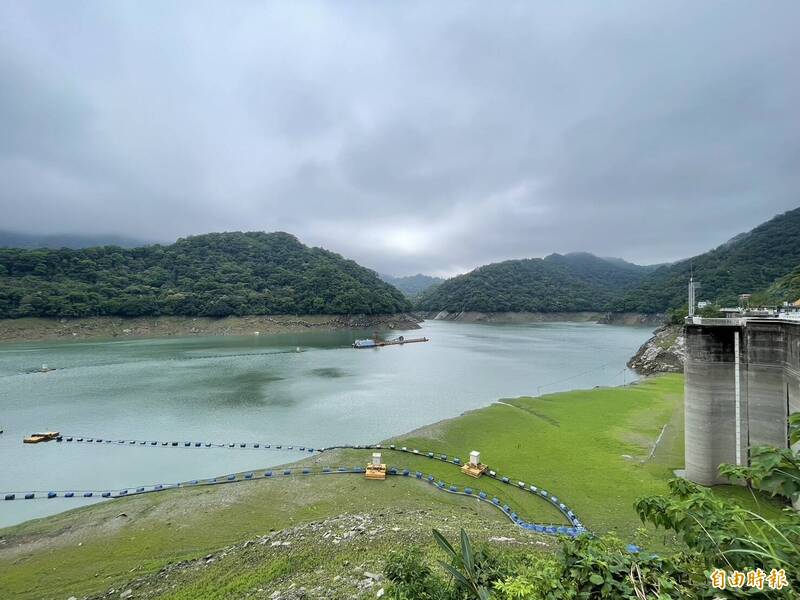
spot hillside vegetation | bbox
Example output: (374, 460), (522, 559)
(0, 232), (411, 319)
(612, 207), (800, 312)
(416, 252), (652, 313)
(755, 263), (800, 305)
(380, 273), (444, 298)
(417, 208), (800, 315)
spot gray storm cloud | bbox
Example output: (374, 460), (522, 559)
(1, 1), (798, 276)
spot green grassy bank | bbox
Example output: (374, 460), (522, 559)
(0, 375), (785, 599)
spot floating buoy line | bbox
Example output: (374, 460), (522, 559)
(4, 434), (586, 537)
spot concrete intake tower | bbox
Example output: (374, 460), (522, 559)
(684, 316), (800, 485)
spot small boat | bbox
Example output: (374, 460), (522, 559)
(353, 335), (429, 349)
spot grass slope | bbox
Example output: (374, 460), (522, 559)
(0, 375), (785, 599)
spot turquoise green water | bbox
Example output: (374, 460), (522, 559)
(0, 320), (651, 527)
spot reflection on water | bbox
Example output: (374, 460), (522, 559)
(0, 320), (652, 526)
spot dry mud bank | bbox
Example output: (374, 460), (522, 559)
(0, 314), (422, 343)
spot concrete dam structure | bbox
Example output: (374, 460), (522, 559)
(684, 316), (800, 485)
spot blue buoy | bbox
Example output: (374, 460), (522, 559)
(102, 492), (111, 498)
(4, 494), (14, 501)
(25, 493), (34, 500)
(283, 469), (291, 475)
(302, 468), (310, 474)
(83, 492), (93, 498)
(501, 477), (509, 484)
(478, 491), (487, 499)
(47, 491), (57, 498)
(244, 473), (253, 479)
(227, 474), (236, 481)
(415, 471), (423, 478)
(265, 471), (273, 477)
(65, 492), (74, 498)
(464, 487), (473, 495)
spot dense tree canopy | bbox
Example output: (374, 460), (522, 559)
(755, 264), (800, 305)
(380, 273), (443, 298)
(415, 252), (652, 313)
(0, 232), (411, 318)
(611, 207), (800, 312)
(418, 208), (800, 315)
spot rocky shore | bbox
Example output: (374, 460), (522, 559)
(627, 324), (685, 375)
(0, 313), (421, 343)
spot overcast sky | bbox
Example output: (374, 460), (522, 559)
(1, 2), (798, 276)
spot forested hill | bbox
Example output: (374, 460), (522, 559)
(0, 232), (411, 318)
(380, 273), (443, 298)
(415, 252), (653, 313)
(611, 207), (800, 313)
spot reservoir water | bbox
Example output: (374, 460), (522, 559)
(0, 320), (651, 527)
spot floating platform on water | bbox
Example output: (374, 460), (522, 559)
(23, 431), (60, 444)
(352, 335), (429, 349)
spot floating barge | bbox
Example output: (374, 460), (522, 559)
(352, 334), (429, 349)
(23, 431), (60, 444)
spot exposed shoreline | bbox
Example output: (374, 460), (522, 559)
(426, 309), (664, 326)
(0, 313), (422, 343)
